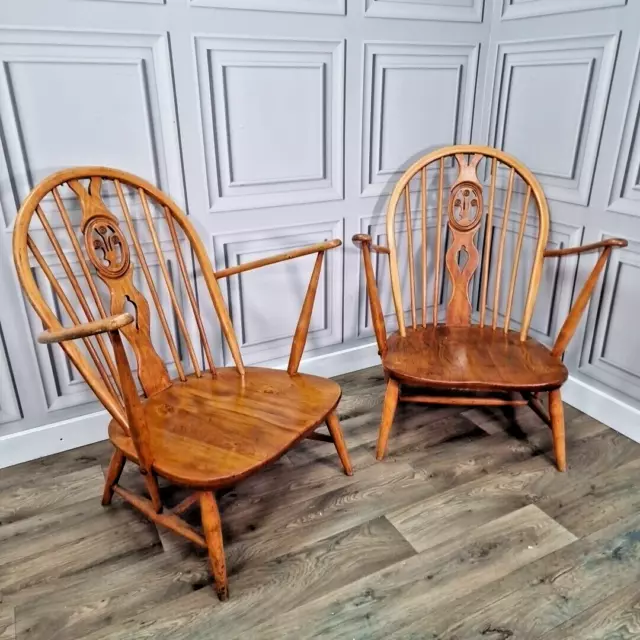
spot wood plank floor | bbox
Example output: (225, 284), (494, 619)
(2, 366), (640, 639)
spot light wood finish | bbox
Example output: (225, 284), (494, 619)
(200, 491), (228, 601)
(420, 166), (427, 327)
(108, 368), (343, 488)
(326, 410), (354, 476)
(38, 313), (133, 344)
(214, 239), (341, 279)
(12, 166), (351, 600)
(401, 394), (529, 407)
(352, 234), (390, 254)
(479, 156), (498, 328)
(404, 185), (417, 328)
(101, 449), (125, 506)
(376, 378), (400, 460)
(492, 166), (516, 330)
(384, 326), (568, 391)
(549, 388), (567, 472)
(444, 153), (484, 326)
(288, 251), (325, 375)
(353, 234), (388, 356)
(433, 156), (444, 327)
(3, 365), (640, 639)
(505, 185), (531, 332)
(353, 145), (625, 471)
(548, 242), (627, 358)
(543, 237), (627, 257)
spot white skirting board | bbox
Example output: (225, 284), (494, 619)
(2, 342), (639, 469)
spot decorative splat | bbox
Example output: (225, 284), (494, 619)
(445, 154), (483, 326)
(68, 178), (171, 397)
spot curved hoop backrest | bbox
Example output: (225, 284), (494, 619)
(386, 145), (550, 339)
(13, 167), (244, 428)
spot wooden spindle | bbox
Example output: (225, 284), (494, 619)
(52, 188), (122, 394)
(504, 185), (531, 333)
(421, 166), (427, 327)
(34, 208), (121, 400)
(433, 157), (444, 326)
(27, 236), (123, 405)
(404, 185), (417, 328)
(492, 167), (515, 330)
(288, 251), (324, 375)
(479, 157), (497, 327)
(138, 189), (201, 378)
(114, 181), (187, 381)
(164, 207), (216, 377)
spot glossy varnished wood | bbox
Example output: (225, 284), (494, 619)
(383, 326), (568, 391)
(12, 166), (351, 600)
(1, 365), (640, 639)
(108, 368), (342, 489)
(353, 145), (626, 471)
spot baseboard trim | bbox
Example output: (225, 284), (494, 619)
(2, 342), (638, 469)
(562, 375), (640, 444)
(0, 410), (111, 469)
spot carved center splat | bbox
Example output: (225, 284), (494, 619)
(85, 217), (130, 278)
(69, 177), (171, 397)
(445, 154), (484, 327)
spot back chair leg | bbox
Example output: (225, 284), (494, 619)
(376, 378), (400, 461)
(549, 388), (567, 472)
(325, 411), (353, 476)
(200, 491), (229, 601)
(102, 448), (126, 506)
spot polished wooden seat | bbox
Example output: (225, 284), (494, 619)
(354, 145), (626, 472)
(384, 327), (568, 391)
(109, 368), (341, 488)
(12, 167), (353, 601)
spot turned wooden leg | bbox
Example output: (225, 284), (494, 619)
(376, 378), (400, 461)
(549, 388), (567, 472)
(102, 448), (126, 506)
(200, 491), (229, 601)
(326, 411), (353, 476)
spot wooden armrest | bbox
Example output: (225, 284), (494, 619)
(352, 234), (390, 255)
(544, 238), (627, 258)
(550, 241), (622, 358)
(352, 236), (388, 355)
(215, 239), (342, 279)
(38, 313), (134, 344)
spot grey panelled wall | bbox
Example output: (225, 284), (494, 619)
(0, 0), (638, 466)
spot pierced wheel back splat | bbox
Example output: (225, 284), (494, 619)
(385, 145), (550, 339)
(71, 177), (171, 397)
(445, 153), (483, 326)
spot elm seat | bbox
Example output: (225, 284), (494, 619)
(13, 166), (353, 601)
(383, 327), (568, 392)
(353, 144), (627, 471)
(109, 368), (341, 489)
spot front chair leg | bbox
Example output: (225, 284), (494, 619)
(376, 378), (400, 461)
(325, 411), (353, 476)
(102, 448), (126, 506)
(200, 491), (229, 601)
(549, 389), (567, 472)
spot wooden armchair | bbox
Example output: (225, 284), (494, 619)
(12, 167), (352, 600)
(354, 145), (627, 472)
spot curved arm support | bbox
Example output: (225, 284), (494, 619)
(546, 239), (626, 358)
(215, 240), (341, 279)
(352, 234), (388, 356)
(543, 237), (627, 258)
(214, 239), (343, 375)
(38, 313), (134, 344)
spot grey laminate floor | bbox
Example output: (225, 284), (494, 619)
(2, 366), (640, 639)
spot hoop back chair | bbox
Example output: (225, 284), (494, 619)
(12, 167), (353, 600)
(354, 145), (627, 471)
